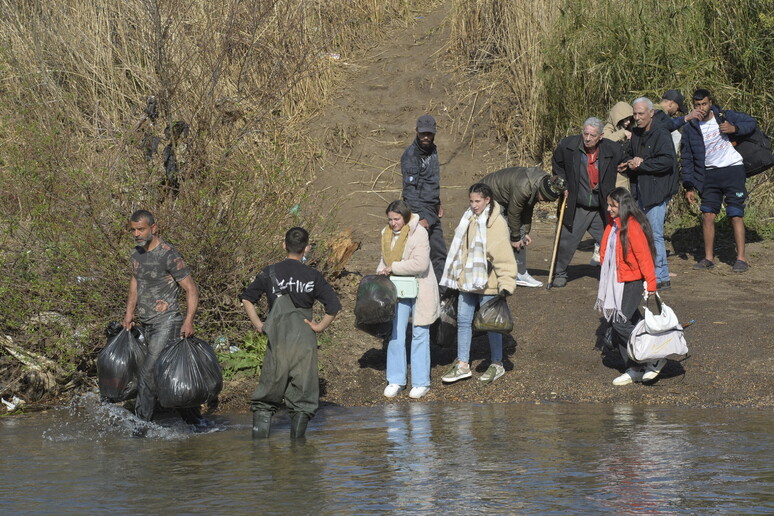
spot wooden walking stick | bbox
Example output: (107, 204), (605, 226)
(546, 195), (567, 289)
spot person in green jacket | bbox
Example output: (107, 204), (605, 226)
(480, 167), (565, 288)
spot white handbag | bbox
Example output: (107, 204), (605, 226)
(643, 292), (680, 333)
(389, 275), (419, 299)
(628, 293), (688, 362)
(627, 321), (688, 362)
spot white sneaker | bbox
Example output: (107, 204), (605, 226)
(383, 384), (405, 398)
(612, 368), (644, 386)
(642, 358), (667, 381)
(590, 243), (601, 266)
(479, 363), (505, 384)
(516, 272), (543, 288)
(409, 386), (430, 399)
(442, 360), (472, 383)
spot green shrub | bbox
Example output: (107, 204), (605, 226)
(449, 0), (774, 230)
(217, 332), (268, 380)
(451, 0), (774, 155)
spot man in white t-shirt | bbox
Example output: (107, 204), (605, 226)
(680, 89), (757, 273)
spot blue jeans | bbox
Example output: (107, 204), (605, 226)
(386, 298), (430, 388)
(642, 199), (669, 283)
(457, 292), (503, 364)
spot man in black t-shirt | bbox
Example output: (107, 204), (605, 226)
(240, 227), (341, 439)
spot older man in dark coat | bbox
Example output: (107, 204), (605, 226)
(551, 117), (623, 288)
(618, 97), (678, 291)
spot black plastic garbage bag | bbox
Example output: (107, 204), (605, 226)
(473, 294), (514, 334)
(602, 323), (615, 351)
(436, 289), (459, 347)
(154, 337), (223, 408)
(355, 320), (394, 340)
(439, 289), (459, 326)
(354, 274), (397, 326)
(97, 327), (147, 402)
(104, 320), (124, 339)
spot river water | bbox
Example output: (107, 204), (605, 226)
(1, 394), (772, 514)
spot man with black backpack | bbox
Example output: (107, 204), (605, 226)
(240, 227), (341, 439)
(681, 89), (763, 273)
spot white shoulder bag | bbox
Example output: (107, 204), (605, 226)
(627, 292), (688, 363)
(389, 275), (419, 299)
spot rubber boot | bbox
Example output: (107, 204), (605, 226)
(252, 410), (272, 439)
(290, 412), (310, 439)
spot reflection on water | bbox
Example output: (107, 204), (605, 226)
(1, 394), (772, 514)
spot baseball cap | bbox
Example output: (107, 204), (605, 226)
(416, 114), (436, 134)
(662, 90), (687, 114)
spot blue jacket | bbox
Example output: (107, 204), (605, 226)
(680, 105), (756, 192)
(652, 110), (689, 133)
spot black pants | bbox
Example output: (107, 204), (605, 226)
(251, 296), (319, 419)
(427, 218), (448, 285)
(554, 206), (605, 280)
(613, 281), (644, 369)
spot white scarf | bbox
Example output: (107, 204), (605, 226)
(595, 224), (626, 323)
(440, 206), (490, 291)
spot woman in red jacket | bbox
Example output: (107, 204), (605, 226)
(595, 187), (662, 386)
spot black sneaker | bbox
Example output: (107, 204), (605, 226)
(657, 280), (671, 291)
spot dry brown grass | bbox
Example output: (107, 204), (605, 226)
(448, 0), (774, 230)
(449, 0), (561, 162)
(0, 0), (421, 380)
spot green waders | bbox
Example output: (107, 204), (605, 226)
(251, 293), (318, 439)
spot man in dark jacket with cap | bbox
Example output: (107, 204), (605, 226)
(618, 97), (678, 290)
(681, 89), (755, 273)
(551, 117), (622, 288)
(401, 114), (447, 283)
(481, 167), (565, 287)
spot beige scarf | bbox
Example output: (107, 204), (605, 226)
(381, 224), (409, 266)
